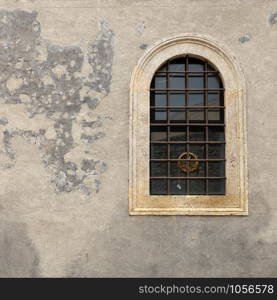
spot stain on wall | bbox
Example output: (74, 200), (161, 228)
(0, 221), (40, 277)
(268, 11), (277, 25)
(0, 10), (114, 195)
(65, 190), (277, 277)
(139, 43), (148, 50)
(239, 34), (251, 43)
(135, 22), (146, 33)
(0, 116), (8, 126)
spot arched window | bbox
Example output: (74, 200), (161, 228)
(150, 56), (225, 195)
(129, 34), (248, 215)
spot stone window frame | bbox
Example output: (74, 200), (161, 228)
(129, 34), (248, 215)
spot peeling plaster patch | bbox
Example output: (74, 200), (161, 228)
(94, 179), (101, 193)
(135, 22), (146, 33)
(139, 43), (148, 50)
(81, 159), (97, 173)
(52, 64), (67, 79)
(3, 130), (16, 161)
(87, 20), (114, 96)
(81, 159), (107, 175)
(1, 127), (45, 169)
(239, 34), (251, 43)
(81, 132), (105, 144)
(268, 11), (277, 25)
(44, 125), (56, 139)
(41, 74), (54, 86)
(0, 10), (114, 195)
(82, 119), (102, 128)
(6, 75), (23, 94)
(19, 94), (31, 104)
(0, 123), (104, 194)
(85, 97), (100, 110)
(36, 42), (48, 63)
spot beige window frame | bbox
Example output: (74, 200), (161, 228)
(129, 34), (248, 215)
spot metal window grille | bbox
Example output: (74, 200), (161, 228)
(150, 56), (226, 195)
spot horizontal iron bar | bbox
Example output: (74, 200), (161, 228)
(150, 177), (226, 179)
(155, 71), (218, 74)
(150, 159), (226, 161)
(150, 123), (225, 126)
(150, 106), (225, 109)
(151, 141), (225, 144)
(150, 88), (224, 91)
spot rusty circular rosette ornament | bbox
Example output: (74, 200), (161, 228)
(177, 152), (199, 173)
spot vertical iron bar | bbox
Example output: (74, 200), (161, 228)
(204, 61), (209, 195)
(223, 89), (226, 194)
(185, 55), (189, 195)
(166, 61), (170, 195)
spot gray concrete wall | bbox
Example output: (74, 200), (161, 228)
(0, 0), (277, 277)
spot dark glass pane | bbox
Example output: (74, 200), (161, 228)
(207, 64), (216, 71)
(208, 179), (225, 194)
(189, 162), (205, 177)
(188, 110), (205, 123)
(170, 144), (187, 159)
(208, 109), (224, 123)
(207, 92), (223, 106)
(153, 75), (166, 89)
(208, 144), (225, 159)
(189, 144), (205, 158)
(169, 74), (185, 89)
(150, 179), (167, 195)
(169, 110), (186, 122)
(188, 58), (204, 71)
(208, 74), (221, 88)
(169, 92), (185, 106)
(170, 162), (186, 177)
(208, 126), (224, 141)
(151, 109), (167, 122)
(157, 64), (167, 72)
(208, 161), (225, 177)
(150, 144), (168, 159)
(168, 58), (185, 72)
(189, 179), (205, 194)
(188, 92), (204, 106)
(150, 162), (168, 177)
(150, 78), (155, 89)
(150, 92), (166, 106)
(170, 126), (186, 141)
(189, 126), (205, 141)
(170, 179), (187, 195)
(188, 74), (204, 89)
(150, 126), (167, 141)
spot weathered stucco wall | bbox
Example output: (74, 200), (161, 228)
(0, 0), (277, 277)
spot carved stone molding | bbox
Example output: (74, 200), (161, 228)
(129, 34), (248, 215)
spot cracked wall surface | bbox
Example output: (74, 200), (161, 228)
(1, 0), (277, 278)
